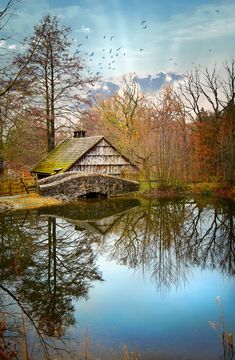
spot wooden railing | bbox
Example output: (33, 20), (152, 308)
(0, 175), (38, 196)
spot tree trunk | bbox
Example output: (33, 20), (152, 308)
(0, 152), (4, 175)
(0, 114), (4, 175)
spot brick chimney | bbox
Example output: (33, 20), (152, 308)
(73, 130), (86, 138)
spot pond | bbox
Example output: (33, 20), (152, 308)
(0, 197), (234, 360)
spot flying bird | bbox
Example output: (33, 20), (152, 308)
(215, 9), (220, 13)
(110, 36), (114, 40)
(90, 51), (94, 56)
(143, 25), (147, 29)
(116, 47), (121, 51)
(140, 48), (144, 52)
(103, 35), (106, 38)
(86, 35), (89, 39)
(141, 20), (146, 25)
(77, 43), (83, 47)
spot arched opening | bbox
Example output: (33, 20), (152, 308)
(79, 192), (107, 199)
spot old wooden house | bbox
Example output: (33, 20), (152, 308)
(32, 131), (138, 179)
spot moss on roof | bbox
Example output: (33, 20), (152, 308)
(32, 136), (104, 175)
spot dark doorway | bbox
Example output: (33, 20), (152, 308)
(80, 192), (107, 199)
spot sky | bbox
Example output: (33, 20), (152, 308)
(5, 0), (235, 80)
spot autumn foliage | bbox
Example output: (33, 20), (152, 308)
(0, 5), (234, 186)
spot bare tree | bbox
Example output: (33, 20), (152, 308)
(0, 0), (41, 98)
(15, 15), (97, 152)
(0, 0), (18, 39)
(86, 77), (153, 179)
(179, 62), (235, 120)
(149, 87), (190, 185)
(179, 61), (235, 183)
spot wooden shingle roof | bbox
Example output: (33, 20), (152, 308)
(32, 136), (104, 175)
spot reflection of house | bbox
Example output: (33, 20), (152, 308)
(32, 131), (138, 179)
(39, 198), (140, 236)
(74, 213), (125, 235)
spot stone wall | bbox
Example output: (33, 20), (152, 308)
(39, 173), (139, 200)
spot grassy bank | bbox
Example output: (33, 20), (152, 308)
(138, 181), (235, 201)
(0, 193), (62, 212)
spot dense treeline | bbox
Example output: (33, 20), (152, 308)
(0, 1), (234, 185)
(85, 68), (235, 186)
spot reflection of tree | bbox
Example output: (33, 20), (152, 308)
(99, 199), (192, 292)
(97, 199), (235, 292)
(0, 211), (103, 359)
(0, 211), (39, 282)
(18, 216), (102, 337)
(0, 199), (234, 357)
(181, 201), (235, 276)
(0, 283), (52, 360)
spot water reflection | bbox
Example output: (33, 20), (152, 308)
(0, 209), (104, 359)
(40, 198), (140, 236)
(0, 197), (234, 359)
(90, 199), (235, 291)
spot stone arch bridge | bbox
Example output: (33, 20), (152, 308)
(39, 172), (139, 200)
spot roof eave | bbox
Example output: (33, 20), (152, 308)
(101, 135), (139, 169)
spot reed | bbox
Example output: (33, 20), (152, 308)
(209, 296), (234, 359)
(123, 345), (140, 360)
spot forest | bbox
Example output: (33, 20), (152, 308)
(0, 0), (234, 188)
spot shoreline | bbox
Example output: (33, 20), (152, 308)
(139, 182), (235, 202)
(0, 185), (234, 213)
(0, 193), (62, 212)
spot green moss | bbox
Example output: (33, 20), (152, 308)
(32, 137), (104, 174)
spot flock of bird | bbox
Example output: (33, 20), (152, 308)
(73, 19), (150, 77)
(74, 9), (221, 77)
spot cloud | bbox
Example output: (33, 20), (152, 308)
(8, 0), (235, 78)
(8, 44), (16, 50)
(78, 25), (91, 33)
(165, 74), (172, 82)
(152, 2), (235, 44)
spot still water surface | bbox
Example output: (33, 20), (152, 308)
(0, 197), (234, 359)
